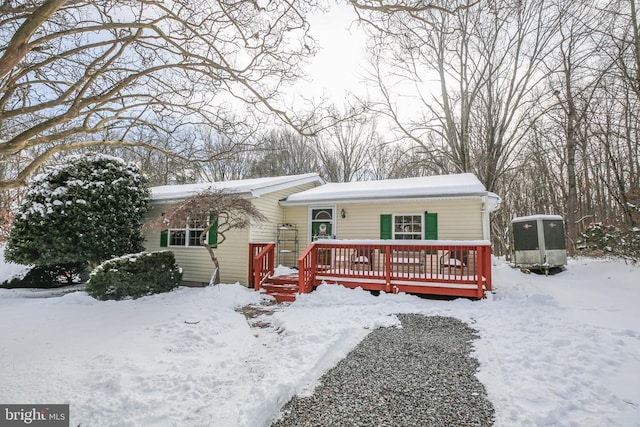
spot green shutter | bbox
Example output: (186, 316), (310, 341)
(380, 214), (392, 239)
(160, 230), (168, 247)
(208, 215), (218, 248)
(424, 212), (438, 240)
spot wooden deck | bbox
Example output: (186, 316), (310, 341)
(250, 240), (492, 301)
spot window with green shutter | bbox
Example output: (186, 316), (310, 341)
(380, 214), (392, 239)
(424, 212), (438, 253)
(424, 212), (438, 240)
(161, 215), (216, 248)
(380, 212), (437, 243)
(208, 215), (218, 248)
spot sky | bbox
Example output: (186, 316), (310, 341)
(290, 4), (370, 105)
(1, 248), (639, 426)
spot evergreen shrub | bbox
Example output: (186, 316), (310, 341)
(1, 263), (86, 288)
(6, 154), (149, 268)
(86, 251), (182, 300)
(578, 223), (640, 261)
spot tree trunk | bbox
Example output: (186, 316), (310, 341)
(204, 244), (221, 285)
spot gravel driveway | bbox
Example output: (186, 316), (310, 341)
(272, 314), (494, 426)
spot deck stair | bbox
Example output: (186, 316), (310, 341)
(260, 274), (299, 302)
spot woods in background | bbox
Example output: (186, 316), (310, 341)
(1, 0), (639, 257)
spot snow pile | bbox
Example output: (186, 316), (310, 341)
(0, 256), (638, 426)
(0, 244), (31, 282)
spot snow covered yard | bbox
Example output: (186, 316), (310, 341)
(0, 256), (639, 426)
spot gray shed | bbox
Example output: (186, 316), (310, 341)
(510, 215), (567, 273)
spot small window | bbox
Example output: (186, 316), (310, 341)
(393, 214), (422, 240)
(169, 217), (207, 247)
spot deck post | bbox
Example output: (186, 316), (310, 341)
(476, 245), (484, 299)
(384, 244), (391, 293)
(309, 247), (317, 292)
(268, 247), (274, 278)
(485, 245), (492, 292)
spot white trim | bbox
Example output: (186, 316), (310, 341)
(280, 194), (483, 206)
(251, 175), (324, 197)
(392, 213), (423, 240)
(167, 217), (209, 248)
(151, 173), (324, 202)
(512, 214), (564, 222)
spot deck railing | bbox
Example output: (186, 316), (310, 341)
(249, 242), (275, 291)
(297, 240), (492, 298)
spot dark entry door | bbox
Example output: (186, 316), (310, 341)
(311, 208), (334, 241)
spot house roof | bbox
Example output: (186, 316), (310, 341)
(281, 173), (501, 211)
(150, 173), (324, 202)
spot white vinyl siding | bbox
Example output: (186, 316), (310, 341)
(283, 198), (483, 242)
(249, 182), (316, 243)
(145, 182), (319, 285)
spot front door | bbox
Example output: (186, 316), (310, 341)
(311, 207), (334, 241)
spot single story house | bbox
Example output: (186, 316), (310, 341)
(145, 173), (324, 285)
(145, 172), (501, 286)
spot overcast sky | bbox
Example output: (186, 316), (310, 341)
(292, 4), (370, 104)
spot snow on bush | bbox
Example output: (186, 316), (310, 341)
(5, 154), (150, 268)
(0, 244), (30, 283)
(86, 251), (182, 300)
(579, 222), (640, 261)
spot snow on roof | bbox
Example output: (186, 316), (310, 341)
(282, 173), (490, 205)
(151, 173), (323, 201)
(512, 214), (564, 222)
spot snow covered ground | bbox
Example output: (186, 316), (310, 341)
(1, 254), (638, 426)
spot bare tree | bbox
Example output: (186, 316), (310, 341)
(348, 0), (478, 20)
(0, 0), (319, 190)
(315, 109), (379, 182)
(542, 0), (607, 251)
(153, 190), (266, 285)
(249, 129), (321, 178)
(365, 142), (412, 180)
(597, 0), (640, 227)
(359, 1), (562, 193)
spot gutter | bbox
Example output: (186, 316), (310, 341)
(279, 192), (490, 206)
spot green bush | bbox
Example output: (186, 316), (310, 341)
(86, 251), (182, 300)
(578, 223), (640, 261)
(6, 154), (149, 268)
(1, 263), (87, 289)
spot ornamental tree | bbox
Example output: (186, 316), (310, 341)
(5, 154), (150, 269)
(154, 190), (266, 285)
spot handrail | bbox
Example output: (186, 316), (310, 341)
(250, 243), (275, 291)
(297, 242), (316, 294)
(295, 240), (492, 298)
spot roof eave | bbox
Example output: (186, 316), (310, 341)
(280, 192), (489, 206)
(250, 174), (324, 198)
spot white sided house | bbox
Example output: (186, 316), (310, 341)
(280, 172), (501, 246)
(146, 173), (501, 296)
(145, 173), (324, 285)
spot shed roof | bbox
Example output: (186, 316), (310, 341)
(150, 173), (323, 202)
(512, 214), (564, 222)
(282, 173), (500, 210)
